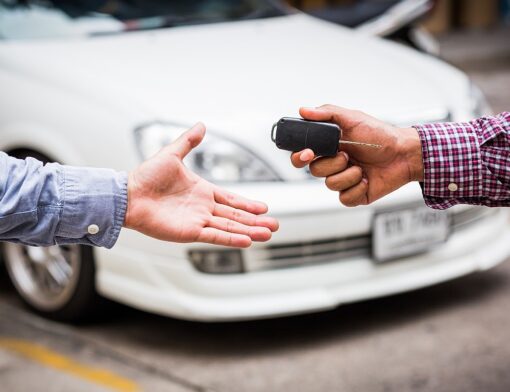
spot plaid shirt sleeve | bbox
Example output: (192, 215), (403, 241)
(414, 112), (510, 210)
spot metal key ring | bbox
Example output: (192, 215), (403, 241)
(271, 123), (278, 142)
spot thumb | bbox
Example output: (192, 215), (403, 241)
(299, 105), (365, 131)
(165, 122), (206, 159)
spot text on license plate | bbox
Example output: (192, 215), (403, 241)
(373, 206), (450, 262)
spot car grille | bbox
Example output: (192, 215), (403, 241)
(248, 206), (496, 272)
(261, 234), (371, 269)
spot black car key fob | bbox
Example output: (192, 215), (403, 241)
(271, 117), (340, 157)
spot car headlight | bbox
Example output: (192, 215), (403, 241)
(469, 82), (493, 118)
(134, 122), (281, 183)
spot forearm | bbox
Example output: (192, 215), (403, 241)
(414, 112), (510, 209)
(0, 152), (127, 248)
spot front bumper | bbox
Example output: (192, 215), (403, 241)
(95, 183), (510, 321)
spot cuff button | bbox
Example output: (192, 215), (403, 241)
(448, 183), (458, 192)
(87, 224), (100, 235)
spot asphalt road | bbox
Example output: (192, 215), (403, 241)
(1, 28), (509, 392)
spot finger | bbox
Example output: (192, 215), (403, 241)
(164, 122), (206, 159)
(339, 179), (369, 207)
(197, 227), (252, 248)
(214, 188), (268, 215)
(299, 106), (336, 122)
(324, 166), (363, 191)
(290, 149), (315, 168)
(299, 106), (366, 130)
(213, 204), (279, 232)
(208, 216), (272, 242)
(309, 152), (349, 178)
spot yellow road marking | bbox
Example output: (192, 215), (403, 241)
(0, 338), (139, 392)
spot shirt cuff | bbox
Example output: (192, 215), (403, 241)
(55, 166), (128, 248)
(415, 121), (483, 209)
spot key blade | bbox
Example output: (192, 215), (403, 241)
(339, 140), (382, 149)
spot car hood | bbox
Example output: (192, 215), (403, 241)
(2, 13), (460, 179)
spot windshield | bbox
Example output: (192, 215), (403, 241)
(0, 0), (289, 40)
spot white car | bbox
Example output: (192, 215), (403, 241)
(1, 1), (509, 321)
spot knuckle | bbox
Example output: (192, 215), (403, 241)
(348, 167), (362, 183)
(309, 162), (322, 177)
(226, 192), (235, 203)
(325, 176), (337, 191)
(336, 154), (348, 169)
(232, 208), (241, 221)
(168, 151), (181, 161)
(340, 193), (357, 207)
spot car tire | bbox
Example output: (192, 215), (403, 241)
(2, 150), (101, 322)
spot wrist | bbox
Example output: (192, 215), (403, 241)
(398, 127), (424, 182)
(123, 171), (138, 230)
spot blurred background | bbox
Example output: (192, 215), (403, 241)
(291, 0), (510, 32)
(1, 1), (510, 391)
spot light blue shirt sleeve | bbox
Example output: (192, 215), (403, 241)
(0, 152), (128, 248)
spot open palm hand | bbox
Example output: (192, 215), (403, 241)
(125, 123), (278, 247)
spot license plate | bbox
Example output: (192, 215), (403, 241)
(373, 206), (450, 262)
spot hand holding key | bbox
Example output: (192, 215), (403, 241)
(290, 105), (424, 207)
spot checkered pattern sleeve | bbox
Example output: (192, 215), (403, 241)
(414, 112), (510, 209)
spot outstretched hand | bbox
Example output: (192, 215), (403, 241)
(125, 123), (278, 247)
(291, 105), (424, 207)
